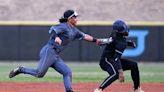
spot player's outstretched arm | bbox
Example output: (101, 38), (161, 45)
(83, 34), (99, 44)
(127, 40), (136, 48)
(83, 34), (113, 45)
(98, 37), (113, 46)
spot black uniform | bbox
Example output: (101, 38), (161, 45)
(99, 32), (140, 90)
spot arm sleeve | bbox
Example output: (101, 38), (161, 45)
(112, 43), (126, 71)
(74, 28), (85, 40)
(127, 40), (136, 48)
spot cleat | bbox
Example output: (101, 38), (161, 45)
(94, 88), (103, 92)
(66, 90), (73, 92)
(9, 66), (22, 78)
(133, 87), (144, 92)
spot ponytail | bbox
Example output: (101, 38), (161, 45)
(59, 18), (68, 23)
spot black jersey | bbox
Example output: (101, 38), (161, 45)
(101, 32), (127, 70)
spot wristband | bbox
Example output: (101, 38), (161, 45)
(92, 38), (97, 42)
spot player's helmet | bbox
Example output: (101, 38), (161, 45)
(112, 20), (129, 36)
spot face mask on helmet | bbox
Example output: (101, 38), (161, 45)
(112, 20), (129, 36)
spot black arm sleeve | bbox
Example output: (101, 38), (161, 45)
(112, 43), (126, 71)
(112, 50), (123, 70)
(127, 40), (136, 48)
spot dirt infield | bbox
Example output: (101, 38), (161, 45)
(0, 82), (164, 92)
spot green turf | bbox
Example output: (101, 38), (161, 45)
(0, 62), (164, 83)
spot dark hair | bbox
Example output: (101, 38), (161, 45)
(59, 10), (78, 23)
(59, 18), (68, 23)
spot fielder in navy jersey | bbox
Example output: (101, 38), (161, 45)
(94, 20), (144, 92)
(9, 10), (102, 92)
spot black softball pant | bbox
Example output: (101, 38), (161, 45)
(99, 58), (140, 90)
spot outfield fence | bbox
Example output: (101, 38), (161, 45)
(0, 21), (164, 62)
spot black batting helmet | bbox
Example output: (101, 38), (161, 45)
(112, 20), (129, 33)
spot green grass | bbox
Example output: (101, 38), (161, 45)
(0, 61), (164, 83)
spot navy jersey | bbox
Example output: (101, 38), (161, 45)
(101, 32), (127, 70)
(48, 22), (85, 52)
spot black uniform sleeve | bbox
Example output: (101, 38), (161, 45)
(112, 42), (126, 71)
(127, 40), (136, 48)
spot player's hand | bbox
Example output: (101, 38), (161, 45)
(118, 69), (124, 83)
(96, 39), (101, 45)
(55, 37), (62, 45)
(127, 40), (136, 48)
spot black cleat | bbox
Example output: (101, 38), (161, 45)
(9, 66), (22, 78)
(66, 90), (74, 92)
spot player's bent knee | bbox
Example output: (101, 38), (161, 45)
(36, 72), (45, 78)
(132, 62), (138, 69)
(115, 73), (119, 78)
(134, 62), (138, 67)
(63, 70), (72, 77)
(36, 74), (44, 78)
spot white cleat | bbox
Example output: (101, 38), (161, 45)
(94, 88), (103, 92)
(133, 87), (145, 92)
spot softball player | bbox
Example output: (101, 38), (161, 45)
(94, 20), (144, 92)
(9, 10), (100, 92)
